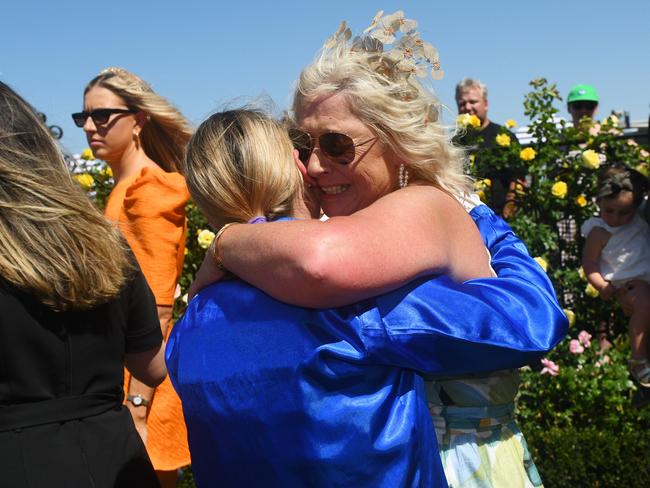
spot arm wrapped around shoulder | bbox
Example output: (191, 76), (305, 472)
(356, 204), (568, 376)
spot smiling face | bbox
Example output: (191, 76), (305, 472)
(82, 86), (140, 164)
(456, 87), (488, 127)
(599, 191), (636, 227)
(296, 92), (400, 217)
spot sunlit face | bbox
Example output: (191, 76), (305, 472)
(297, 92), (400, 217)
(599, 191), (636, 227)
(82, 86), (139, 164)
(456, 87), (488, 126)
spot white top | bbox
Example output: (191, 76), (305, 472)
(581, 213), (650, 284)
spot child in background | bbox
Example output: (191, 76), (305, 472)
(582, 166), (650, 387)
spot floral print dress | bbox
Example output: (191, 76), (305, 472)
(426, 370), (543, 488)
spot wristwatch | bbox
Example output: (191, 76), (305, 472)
(127, 394), (150, 407)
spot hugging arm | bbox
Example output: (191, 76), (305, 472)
(193, 186), (491, 306)
(355, 203), (568, 376)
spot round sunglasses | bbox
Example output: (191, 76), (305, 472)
(71, 108), (137, 128)
(289, 129), (378, 165)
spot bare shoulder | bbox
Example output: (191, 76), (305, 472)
(354, 185), (467, 223)
(351, 186), (491, 280)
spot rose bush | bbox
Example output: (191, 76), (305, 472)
(465, 78), (650, 486)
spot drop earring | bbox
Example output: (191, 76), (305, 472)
(399, 164), (409, 188)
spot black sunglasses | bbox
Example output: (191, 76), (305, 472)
(289, 129), (378, 165)
(569, 101), (597, 111)
(71, 108), (137, 128)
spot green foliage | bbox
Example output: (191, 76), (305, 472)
(468, 78), (650, 485)
(67, 155), (115, 210)
(175, 201), (209, 318)
(524, 426), (650, 487)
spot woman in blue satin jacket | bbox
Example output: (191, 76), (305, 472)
(167, 107), (566, 487)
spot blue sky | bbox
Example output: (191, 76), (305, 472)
(2, 0), (648, 154)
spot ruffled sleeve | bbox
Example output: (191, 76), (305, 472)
(120, 167), (189, 306)
(581, 216), (607, 238)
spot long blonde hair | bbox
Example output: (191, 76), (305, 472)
(85, 67), (192, 172)
(0, 81), (133, 311)
(182, 109), (303, 228)
(292, 29), (472, 197)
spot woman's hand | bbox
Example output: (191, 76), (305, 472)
(189, 249), (226, 300)
(126, 401), (148, 444)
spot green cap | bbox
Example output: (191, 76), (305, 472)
(567, 84), (599, 104)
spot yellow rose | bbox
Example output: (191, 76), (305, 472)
(581, 149), (601, 170)
(197, 229), (216, 249)
(563, 309), (576, 328)
(468, 115), (481, 128)
(474, 178), (492, 191)
(495, 134), (511, 147)
(635, 164), (649, 177)
(457, 114), (481, 129)
(534, 256), (548, 272)
(100, 166), (113, 178)
(469, 154), (475, 166)
(80, 148), (95, 161)
(520, 147), (536, 161)
(505, 119), (517, 129)
(477, 190), (487, 202)
(578, 267), (587, 281)
(456, 114), (471, 128)
(551, 181), (568, 199)
(575, 195), (588, 207)
(585, 283), (599, 298)
(73, 173), (94, 190)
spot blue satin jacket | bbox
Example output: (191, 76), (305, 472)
(166, 204), (567, 487)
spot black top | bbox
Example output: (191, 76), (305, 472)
(457, 121), (522, 215)
(477, 121), (517, 150)
(0, 266), (162, 487)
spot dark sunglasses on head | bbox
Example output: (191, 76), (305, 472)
(71, 108), (137, 128)
(569, 101), (597, 111)
(289, 129), (378, 165)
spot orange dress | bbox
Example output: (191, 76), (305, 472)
(105, 165), (191, 471)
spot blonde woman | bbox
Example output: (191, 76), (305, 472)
(0, 81), (165, 487)
(74, 67), (191, 486)
(190, 12), (566, 488)
(168, 107), (565, 486)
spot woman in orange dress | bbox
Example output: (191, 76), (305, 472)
(73, 67), (192, 487)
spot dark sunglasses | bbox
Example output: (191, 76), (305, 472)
(569, 101), (597, 111)
(289, 129), (378, 165)
(71, 108), (137, 128)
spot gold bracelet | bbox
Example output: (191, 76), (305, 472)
(211, 222), (239, 271)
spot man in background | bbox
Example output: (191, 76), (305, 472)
(567, 84), (599, 127)
(455, 77), (520, 217)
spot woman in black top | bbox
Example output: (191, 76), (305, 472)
(0, 81), (166, 487)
